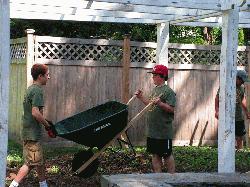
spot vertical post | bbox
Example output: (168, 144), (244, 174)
(120, 35), (130, 147)
(156, 22), (169, 66)
(0, 0), (10, 186)
(245, 50), (250, 147)
(218, 7), (239, 173)
(121, 34), (130, 103)
(26, 29), (35, 87)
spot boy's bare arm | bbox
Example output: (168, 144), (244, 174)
(242, 96), (250, 119)
(215, 95), (219, 119)
(153, 97), (174, 113)
(32, 107), (50, 128)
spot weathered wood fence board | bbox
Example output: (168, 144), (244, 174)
(8, 34), (249, 147)
(9, 62), (26, 141)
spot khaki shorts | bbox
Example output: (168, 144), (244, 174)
(23, 140), (44, 166)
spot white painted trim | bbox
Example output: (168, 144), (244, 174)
(157, 22), (169, 66)
(93, 0), (222, 10)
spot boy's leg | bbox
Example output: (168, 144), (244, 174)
(164, 154), (175, 174)
(152, 154), (163, 173)
(236, 136), (244, 150)
(36, 165), (46, 182)
(9, 164), (29, 186)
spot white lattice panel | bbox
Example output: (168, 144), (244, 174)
(131, 47), (156, 63)
(10, 43), (27, 60)
(35, 40), (248, 66)
(169, 48), (221, 65)
(37, 42), (123, 62)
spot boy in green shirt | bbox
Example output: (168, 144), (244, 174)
(135, 64), (176, 173)
(10, 64), (54, 187)
(215, 70), (250, 150)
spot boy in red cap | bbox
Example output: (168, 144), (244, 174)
(135, 64), (176, 173)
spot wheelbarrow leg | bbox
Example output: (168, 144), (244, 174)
(117, 130), (136, 156)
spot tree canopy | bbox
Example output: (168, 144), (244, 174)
(10, 19), (249, 45)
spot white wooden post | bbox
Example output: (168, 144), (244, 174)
(156, 22), (169, 66)
(218, 6), (239, 173)
(26, 29), (35, 87)
(0, 0), (10, 186)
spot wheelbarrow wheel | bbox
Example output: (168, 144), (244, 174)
(72, 150), (99, 178)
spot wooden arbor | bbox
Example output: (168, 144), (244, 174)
(1, 0), (250, 185)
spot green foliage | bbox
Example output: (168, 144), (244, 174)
(170, 26), (205, 44)
(48, 165), (60, 174)
(10, 20), (249, 45)
(211, 27), (222, 45)
(238, 28), (245, 46)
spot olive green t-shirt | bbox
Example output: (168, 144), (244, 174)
(147, 84), (176, 139)
(217, 86), (244, 121)
(22, 84), (44, 141)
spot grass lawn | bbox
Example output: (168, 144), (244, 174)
(6, 140), (250, 187)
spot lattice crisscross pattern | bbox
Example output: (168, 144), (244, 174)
(37, 42), (123, 62)
(131, 47), (156, 63)
(168, 48), (221, 65)
(33, 40), (250, 66)
(237, 51), (248, 66)
(10, 43), (27, 60)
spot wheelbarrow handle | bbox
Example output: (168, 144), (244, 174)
(125, 93), (163, 130)
(126, 95), (137, 105)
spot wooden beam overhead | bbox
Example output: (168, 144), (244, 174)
(8, 0), (250, 27)
(92, 0), (222, 10)
(10, 0), (218, 19)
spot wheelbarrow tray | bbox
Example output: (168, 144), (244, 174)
(54, 101), (128, 148)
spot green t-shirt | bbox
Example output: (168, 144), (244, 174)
(147, 84), (176, 139)
(217, 86), (244, 121)
(22, 84), (44, 141)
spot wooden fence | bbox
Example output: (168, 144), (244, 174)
(9, 32), (250, 147)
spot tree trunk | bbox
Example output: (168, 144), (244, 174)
(203, 27), (213, 44)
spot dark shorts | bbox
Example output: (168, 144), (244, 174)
(147, 137), (172, 158)
(235, 120), (246, 137)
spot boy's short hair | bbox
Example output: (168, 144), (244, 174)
(237, 70), (249, 83)
(31, 64), (48, 80)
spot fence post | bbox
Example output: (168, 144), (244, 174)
(120, 34), (131, 148)
(121, 34), (131, 103)
(26, 29), (35, 87)
(245, 48), (250, 147)
(156, 22), (169, 66)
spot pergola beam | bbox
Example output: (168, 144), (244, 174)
(10, 0), (219, 22)
(92, 0), (222, 10)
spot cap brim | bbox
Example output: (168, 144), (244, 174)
(147, 71), (155, 74)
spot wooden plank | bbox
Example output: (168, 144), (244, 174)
(218, 7), (239, 173)
(10, 0), (218, 15)
(93, 0), (221, 10)
(10, 3), (195, 21)
(10, 11), (165, 24)
(0, 0), (10, 185)
(121, 35), (130, 103)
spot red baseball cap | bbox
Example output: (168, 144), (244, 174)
(148, 64), (168, 77)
